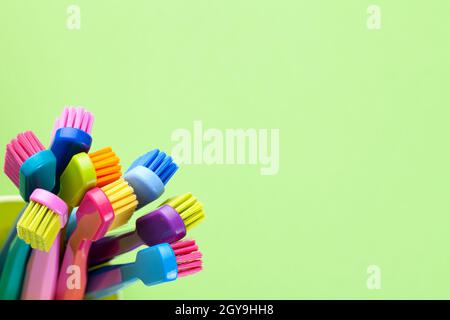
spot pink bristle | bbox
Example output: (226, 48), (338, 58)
(4, 131), (45, 187)
(73, 108), (83, 129)
(61, 108), (69, 126)
(176, 251), (203, 264)
(4, 152), (20, 187)
(20, 131), (45, 154)
(67, 107), (75, 127)
(58, 108), (69, 128)
(178, 267), (203, 278)
(170, 240), (203, 278)
(178, 260), (203, 270)
(171, 239), (196, 250)
(81, 109), (94, 133)
(174, 244), (199, 256)
(51, 107), (94, 139)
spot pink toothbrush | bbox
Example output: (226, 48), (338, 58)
(56, 179), (137, 300)
(20, 189), (68, 300)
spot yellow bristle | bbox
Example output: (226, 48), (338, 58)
(17, 202), (43, 244)
(163, 193), (192, 208)
(89, 147), (122, 188)
(101, 178), (138, 230)
(162, 193), (205, 230)
(185, 215), (205, 230)
(28, 207), (48, 246)
(37, 214), (61, 252)
(16, 201), (62, 252)
(17, 201), (38, 241)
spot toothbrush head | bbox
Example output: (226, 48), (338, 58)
(171, 239), (203, 277)
(126, 149), (178, 185)
(135, 204), (187, 246)
(161, 193), (205, 231)
(16, 189), (68, 252)
(124, 149), (178, 209)
(51, 107), (94, 139)
(4, 131), (56, 201)
(101, 178), (139, 230)
(88, 147), (122, 187)
(4, 131), (46, 187)
(58, 147), (122, 208)
(134, 243), (178, 286)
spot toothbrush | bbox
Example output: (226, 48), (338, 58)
(85, 240), (202, 300)
(20, 190), (68, 300)
(58, 146), (122, 208)
(0, 189), (67, 300)
(58, 146), (122, 250)
(16, 188), (69, 252)
(4, 131), (56, 201)
(55, 179), (138, 300)
(50, 107), (93, 193)
(124, 149), (178, 209)
(1, 131), (56, 275)
(0, 237), (30, 300)
(0, 207), (25, 279)
(88, 192), (205, 266)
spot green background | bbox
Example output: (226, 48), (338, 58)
(1, 1), (450, 299)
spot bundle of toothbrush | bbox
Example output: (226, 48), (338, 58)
(0, 107), (205, 300)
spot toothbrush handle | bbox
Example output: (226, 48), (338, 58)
(56, 238), (92, 300)
(0, 206), (26, 276)
(0, 235), (31, 300)
(88, 230), (143, 267)
(85, 263), (135, 299)
(56, 187), (114, 300)
(21, 233), (61, 300)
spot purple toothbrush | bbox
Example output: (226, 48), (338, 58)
(88, 193), (205, 267)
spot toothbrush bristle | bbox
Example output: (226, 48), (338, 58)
(171, 240), (203, 277)
(162, 193), (205, 231)
(51, 107), (94, 138)
(4, 131), (45, 187)
(16, 201), (64, 252)
(102, 178), (138, 230)
(88, 147), (122, 187)
(127, 149), (178, 185)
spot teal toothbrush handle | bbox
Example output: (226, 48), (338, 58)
(0, 235), (31, 300)
(0, 206), (26, 275)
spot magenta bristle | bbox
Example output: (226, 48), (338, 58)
(51, 107), (94, 138)
(178, 266), (203, 278)
(170, 239), (203, 278)
(3, 131), (45, 187)
(171, 239), (196, 250)
(176, 251), (203, 264)
(173, 244), (199, 256)
(178, 260), (203, 270)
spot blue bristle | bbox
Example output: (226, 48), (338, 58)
(148, 152), (166, 172)
(160, 162), (178, 185)
(126, 149), (158, 173)
(127, 149), (178, 185)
